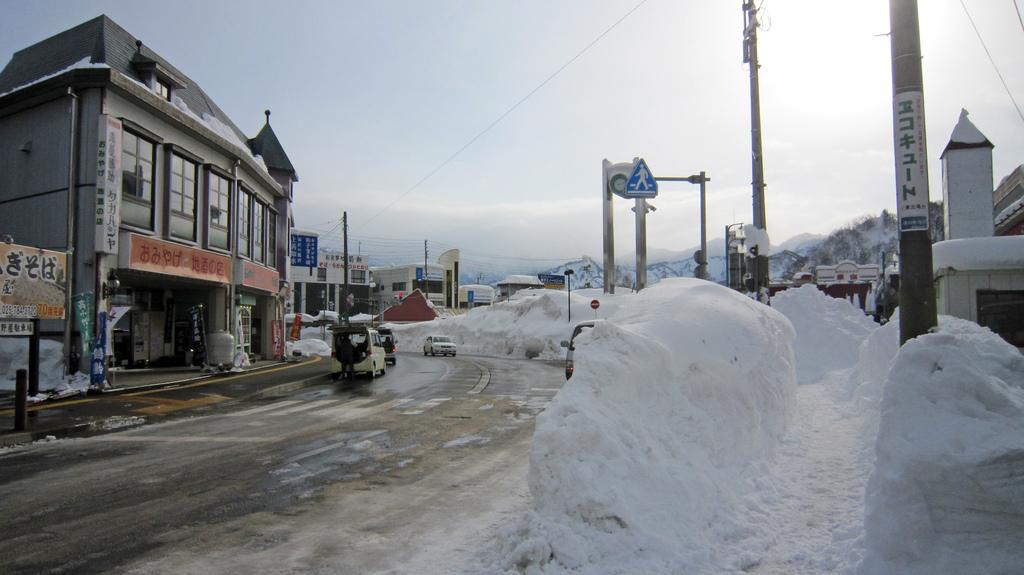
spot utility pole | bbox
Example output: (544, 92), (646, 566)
(743, 0), (770, 293)
(634, 198), (648, 290)
(342, 211), (349, 326)
(423, 240), (428, 296)
(889, 0), (937, 343)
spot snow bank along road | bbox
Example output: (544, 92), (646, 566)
(0, 352), (564, 574)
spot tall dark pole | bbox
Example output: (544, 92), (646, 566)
(890, 0), (937, 343)
(743, 1), (769, 293)
(564, 269), (574, 323)
(342, 211), (349, 326)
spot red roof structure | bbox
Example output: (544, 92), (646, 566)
(381, 289), (438, 323)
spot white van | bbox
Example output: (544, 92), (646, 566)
(331, 326), (387, 380)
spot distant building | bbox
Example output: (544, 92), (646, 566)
(458, 284), (494, 307)
(933, 236), (1024, 350)
(380, 289), (438, 323)
(814, 261), (880, 285)
(287, 229), (373, 317)
(941, 109), (994, 240)
(0, 15), (297, 366)
(496, 275), (543, 299)
(374, 264), (445, 309)
(994, 164), (1024, 236)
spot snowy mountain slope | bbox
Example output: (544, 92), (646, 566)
(458, 203), (946, 289)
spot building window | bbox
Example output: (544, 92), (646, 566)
(293, 282), (302, 313)
(122, 130), (155, 229)
(267, 212), (277, 268)
(351, 270), (367, 283)
(238, 189), (251, 258)
(253, 202), (265, 263)
(392, 282), (406, 292)
(208, 172), (231, 250)
(169, 154), (198, 241)
(156, 79), (171, 101)
(977, 290), (1024, 348)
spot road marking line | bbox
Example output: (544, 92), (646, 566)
(530, 388), (561, 393)
(131, 394), (232, 415)
(268, 399), (345, 416)
(468, 363), (492, 395)
(286, 430), (388, 463)
(315, 398), (402, 420)
(226, 400), (300, 417)
(93, 435), (275, 443)
(0, 356), (324, 416)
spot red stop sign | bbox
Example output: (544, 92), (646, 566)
(590, 299), (600, 310)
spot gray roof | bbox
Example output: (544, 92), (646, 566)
(249, 111), (298, 179)
(0, 15), (249, 150)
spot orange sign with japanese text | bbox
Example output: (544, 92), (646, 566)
(242, 261), (279, 293)
(128, 234), (231, 284)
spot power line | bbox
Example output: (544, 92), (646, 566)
(354, 0), (650, 231)
(959, 0), (1024, 124)
(1014, 0), (1024, 35)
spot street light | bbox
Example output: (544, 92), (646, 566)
(563, 269), (574, 323)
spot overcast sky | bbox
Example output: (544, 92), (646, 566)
(2, 1), (1022, 273)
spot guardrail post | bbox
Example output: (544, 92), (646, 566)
(14, 368), (27, 431)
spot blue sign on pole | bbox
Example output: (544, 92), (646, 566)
(90, 311), (107, 387)
(538, 273), (565, 288)
(625, 158), (658, 198)
(290, 235), (319, 267)
(467, 290), (475, 304)
(415, 267), (424, 281)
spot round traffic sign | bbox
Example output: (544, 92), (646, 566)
(590, 299), (600, 310)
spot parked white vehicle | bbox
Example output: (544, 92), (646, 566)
(423, 335), (457, 357)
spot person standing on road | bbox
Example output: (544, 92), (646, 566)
(338, 335), (355, 379)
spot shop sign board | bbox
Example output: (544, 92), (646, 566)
(240, 261), (280, 294)
(893, 91), (930, 232)
(319, 253), (369, 271)
(126, 234), (231, 283)
(290, 235), (318, 267)
(0, 320), (34, 336)
(538, 273), (565, 289)
(95, 115), (123, 254)
(0, 243), (67, 319)
(271, 319), (284, 359)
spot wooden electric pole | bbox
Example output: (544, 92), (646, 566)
(743, 1), (770, 294)
(889, 0), (937, 343)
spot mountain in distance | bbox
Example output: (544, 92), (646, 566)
(459, 203), (945, 289)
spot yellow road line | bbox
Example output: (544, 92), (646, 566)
(0, 355), (324, 416)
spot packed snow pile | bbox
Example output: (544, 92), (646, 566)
(860, 317), (1024, 575)
(772, 284), (879, 384)
(285, 338), (331, 359)
(0, 337), (66, 392)
(484, 279), (797, 573)
(389, 288), (623, 360)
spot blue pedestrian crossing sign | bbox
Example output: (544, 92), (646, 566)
(625, 158), (658, 198)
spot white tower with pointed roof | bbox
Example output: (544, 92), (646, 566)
(940, 109), (994, 239)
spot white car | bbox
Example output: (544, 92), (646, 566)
(423, 335), (456, 357)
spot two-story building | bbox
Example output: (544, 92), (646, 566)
(0, 16), (297, 368)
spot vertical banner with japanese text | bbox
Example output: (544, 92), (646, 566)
(72, 292), (94, 357)
(95, 115), (123, 254)
(893, 91), (930, 232)
(188, 304), (208, 366)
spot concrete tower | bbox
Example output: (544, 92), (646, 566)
(940, 109), (994, 240)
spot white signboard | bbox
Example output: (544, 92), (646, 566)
(0, 320), (34, 336)
(893, 91), (930, 232)
(95, 115), (123, 254)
